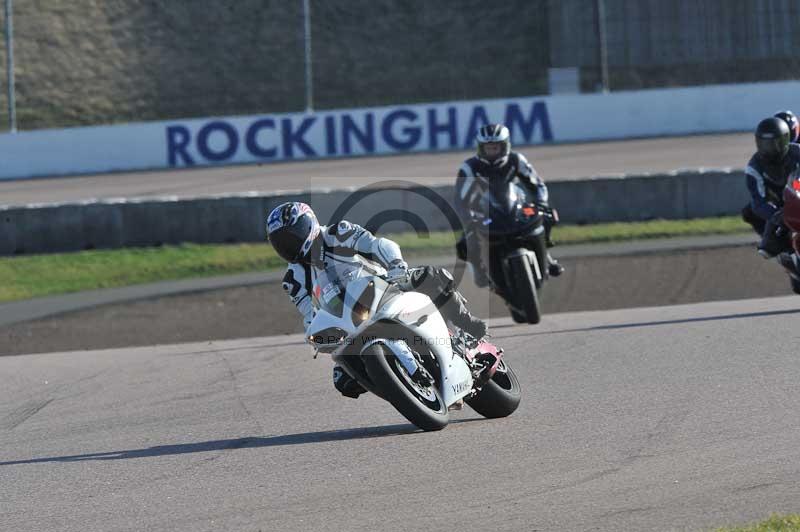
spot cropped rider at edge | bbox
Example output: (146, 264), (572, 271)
(742, 114), (800, 258)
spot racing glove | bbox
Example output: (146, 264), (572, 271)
(385, 259), (410, 285)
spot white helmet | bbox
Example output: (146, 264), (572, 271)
(476, 124), (511, 166)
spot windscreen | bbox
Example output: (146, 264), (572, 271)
(311, 262), (370, 317)
(475, 180), (533, 226)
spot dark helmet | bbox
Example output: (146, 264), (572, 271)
(476, 123), (511, 165)
(774, 110), (799, 143)
(755, 117), (790, 163)
(266, 202), (321, 263)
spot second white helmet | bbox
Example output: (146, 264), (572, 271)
(476, 123), (511, 165)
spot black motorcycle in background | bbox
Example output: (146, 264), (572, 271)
(458, 179), (553, 324)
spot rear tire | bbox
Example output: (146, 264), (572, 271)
(465, 360), (522, 418)
(506, 252), (542, 324)
(362, 343), (449, 431)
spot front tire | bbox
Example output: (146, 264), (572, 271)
(510, 310), (527, 324)
(506, 252), (542, 324)
(361, 343), (449, 431)
(465, 360), (522, 418)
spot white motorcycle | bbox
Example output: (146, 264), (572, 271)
(306, 262), (521, 431)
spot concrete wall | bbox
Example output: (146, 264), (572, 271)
(0, 170), (750, 256)
(548, 169), (749, 224)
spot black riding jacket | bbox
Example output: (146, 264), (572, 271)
(746, 143), (800, 221)
(454, 151), (549, 223)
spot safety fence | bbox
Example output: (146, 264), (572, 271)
(0, 0), (798, 132)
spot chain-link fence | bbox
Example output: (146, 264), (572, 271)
(553, 0), (800, 92)
(1, 0), (799, 132)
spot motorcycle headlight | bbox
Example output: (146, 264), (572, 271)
(309, 327), (347, 348)
(351, 281), (375, 325)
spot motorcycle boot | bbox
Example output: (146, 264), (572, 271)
(547, 253), (565, 277)
(758, 215), (791, 259)
(542, 212), (564, 277)
(333, 366), (366, 399)
(441, 291), (488, 340)
(544, 217), (556, 248)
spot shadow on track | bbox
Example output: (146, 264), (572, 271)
(0, 418), (482, 466)
(495, 307), (800, 337)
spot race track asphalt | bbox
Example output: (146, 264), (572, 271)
(3, 131), (796, 531)
(0, 132), (751, 206)
(2, 295), (800, 532)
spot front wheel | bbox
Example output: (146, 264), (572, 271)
(505, 252), (542, 324)
(362, 343), (449, 431)
(510, 309), (527, 324)
(465, 360), (522, 418)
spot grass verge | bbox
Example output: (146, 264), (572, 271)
(0, 216), (750, 303)
(715, 514), (800, 531)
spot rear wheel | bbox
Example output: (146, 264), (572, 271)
(361, 343), (449, 431)
(506, 252), (542, 324)
(465, 360), (522, 418)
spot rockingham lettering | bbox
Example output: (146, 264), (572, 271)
(341, 113), (376, 155)
(197, 121), (238, 161)
(165, 99), (553, 167)
(166, 125), (193, 166)
(504, 102), (552, 144)
(382, 109), (421, 150)
(281, 117), (317, 157)
(427, 106), (458, 149)
(245, 118), (277, 158)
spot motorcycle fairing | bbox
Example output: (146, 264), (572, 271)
(307, 277), (473, 407)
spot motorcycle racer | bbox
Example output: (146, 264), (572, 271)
(742, 117), (800, 257)
(266, 201), (487, 399)
(774, 110), (799, 143)
(455, 123), (564, 287)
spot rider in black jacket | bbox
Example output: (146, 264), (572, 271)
(774, 110), (799, 143)
(455, 123), (564, 287)
(742, 116), (800, 257)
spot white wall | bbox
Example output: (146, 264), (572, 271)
(0, 81), (797, 180)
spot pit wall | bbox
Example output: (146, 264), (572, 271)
(0, 80), (796, 181)
(0, 169), (749, 255)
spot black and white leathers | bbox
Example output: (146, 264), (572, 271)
(455, 151), (549, 219)
(281, 221), (403, 329)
